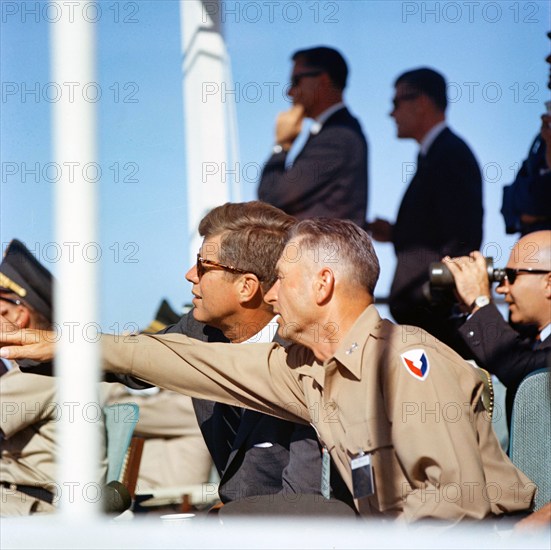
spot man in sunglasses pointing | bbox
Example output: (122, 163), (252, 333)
(443, 230), (551, 421)
(258, 46), (368, 228)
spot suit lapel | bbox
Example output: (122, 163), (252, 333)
(229, 409), (263, 451)
(218, 409), (262, 485)
(220, 333), (290, 480)
(293, 107), (348, 163)
(534, 333), (551, 350)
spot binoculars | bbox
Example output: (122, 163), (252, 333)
(429, 257), (506, 288)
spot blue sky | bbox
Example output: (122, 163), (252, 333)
(1, 0), (549, 329)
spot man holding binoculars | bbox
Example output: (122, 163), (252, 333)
(441, 230), (551, 422)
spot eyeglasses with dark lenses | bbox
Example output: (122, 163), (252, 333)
(392, 92), (421, 109)
(290, 71), (322, 88)
(0, 296), (22, 306)
(196, 254), (249, 278)
(504, 268), (551, 284)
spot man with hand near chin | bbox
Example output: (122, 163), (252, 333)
(443, 230), (551, 423)
(258, 46), (368, 228)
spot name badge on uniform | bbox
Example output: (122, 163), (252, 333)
(321, 446), (331, 500)
(350, 452), (374, 499)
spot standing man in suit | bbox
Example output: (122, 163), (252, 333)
(258, 46), (368, 228)
(369, 67), (483, 347)
(443, 230), (551, 423)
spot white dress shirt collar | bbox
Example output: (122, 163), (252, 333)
(242, 316), (280, 344)
(540, 323), (551, 343)
(310, 102), (346, 135)
(419, 120), (447, 156)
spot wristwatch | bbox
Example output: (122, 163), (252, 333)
(470, 295), (490, 312)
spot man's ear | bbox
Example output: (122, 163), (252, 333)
(313, 267), (335, 305)
(544, 273), (551, 299)
(236, 274), (262, 305)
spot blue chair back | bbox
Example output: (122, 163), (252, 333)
(509, 368), (551, 511)
(103, 403), (140, 483)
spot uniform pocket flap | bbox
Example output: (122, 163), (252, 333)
(345, 420), (392, 455)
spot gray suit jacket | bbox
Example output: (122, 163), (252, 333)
(258, 107), (368, 228)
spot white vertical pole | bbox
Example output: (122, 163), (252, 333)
(224, 56), (242, 205)
(181, 0), (238, 266)
(51, 1), (101, 517)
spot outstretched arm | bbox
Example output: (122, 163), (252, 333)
(0, 316), (55, 362)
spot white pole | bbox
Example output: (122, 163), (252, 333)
(224, 55), (242, 204)
(51, 1), (101, 517)
(181, 0), (238, 266)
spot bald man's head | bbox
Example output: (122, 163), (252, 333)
(499, 230), (551, 330)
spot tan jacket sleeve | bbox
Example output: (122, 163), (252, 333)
(101, 333), (311, 425)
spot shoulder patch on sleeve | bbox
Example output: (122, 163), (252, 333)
(400, 349), (430, 381)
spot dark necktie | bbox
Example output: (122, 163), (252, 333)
(417, 152), (426, 171)
(219, 404), (243, 452)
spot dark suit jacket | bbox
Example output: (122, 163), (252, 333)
(458, 304), (551, 422)
(159, 313), (350, 504)
(258, 106), (368, 227)
(389, 127), (483, 345)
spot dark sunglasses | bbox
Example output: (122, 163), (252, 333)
(0, 296), (22, 306)
(196, 254), (249, 278)
(504, 268), (551, 284)
(290, 70), (322, 88)
(392, 92), (421, 109)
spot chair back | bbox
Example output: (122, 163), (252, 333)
(509, 368), (551, 511)
(103, 403), (140, 483)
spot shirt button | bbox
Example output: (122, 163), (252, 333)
(468, 331), (474, 338)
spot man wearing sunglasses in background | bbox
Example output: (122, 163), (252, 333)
(443, 230), (551, 423)
(369, 68), (483, 352)
(258, 46), (368, 229)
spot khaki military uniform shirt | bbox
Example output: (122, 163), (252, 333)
(1, 366), (57, 515)
(102, 305), (535, 522)
(1, 367), (108, 516)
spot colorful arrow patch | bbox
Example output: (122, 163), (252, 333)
(400, 349), (430, 381)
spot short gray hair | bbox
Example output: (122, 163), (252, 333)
(286, 218), (380, 295)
